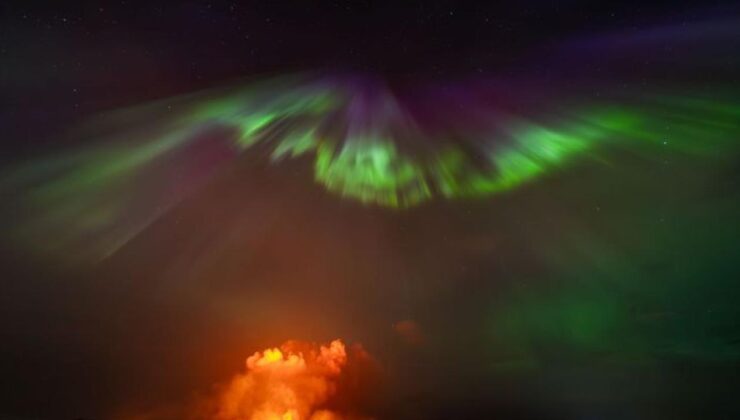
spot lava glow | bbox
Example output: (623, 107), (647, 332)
(211, 339), (355, 420)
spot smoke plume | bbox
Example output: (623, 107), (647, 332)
(203, 339), (373, 420)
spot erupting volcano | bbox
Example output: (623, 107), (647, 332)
(202, 340), (372, 420)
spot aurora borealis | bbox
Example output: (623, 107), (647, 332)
(5, 75), (739, 264)
(2, 2), (740, 419)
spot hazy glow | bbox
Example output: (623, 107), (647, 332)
(208, 340), (352, 420)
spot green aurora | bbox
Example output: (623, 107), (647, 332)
(3, 76), (740, 263)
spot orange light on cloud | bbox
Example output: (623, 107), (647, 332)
(212, 339), (353, 420)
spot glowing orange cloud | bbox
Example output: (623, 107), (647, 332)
(114, 338), (379, 420)
(210, 339), (358, 420)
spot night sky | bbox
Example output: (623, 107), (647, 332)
(2, 1), (740, 419)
